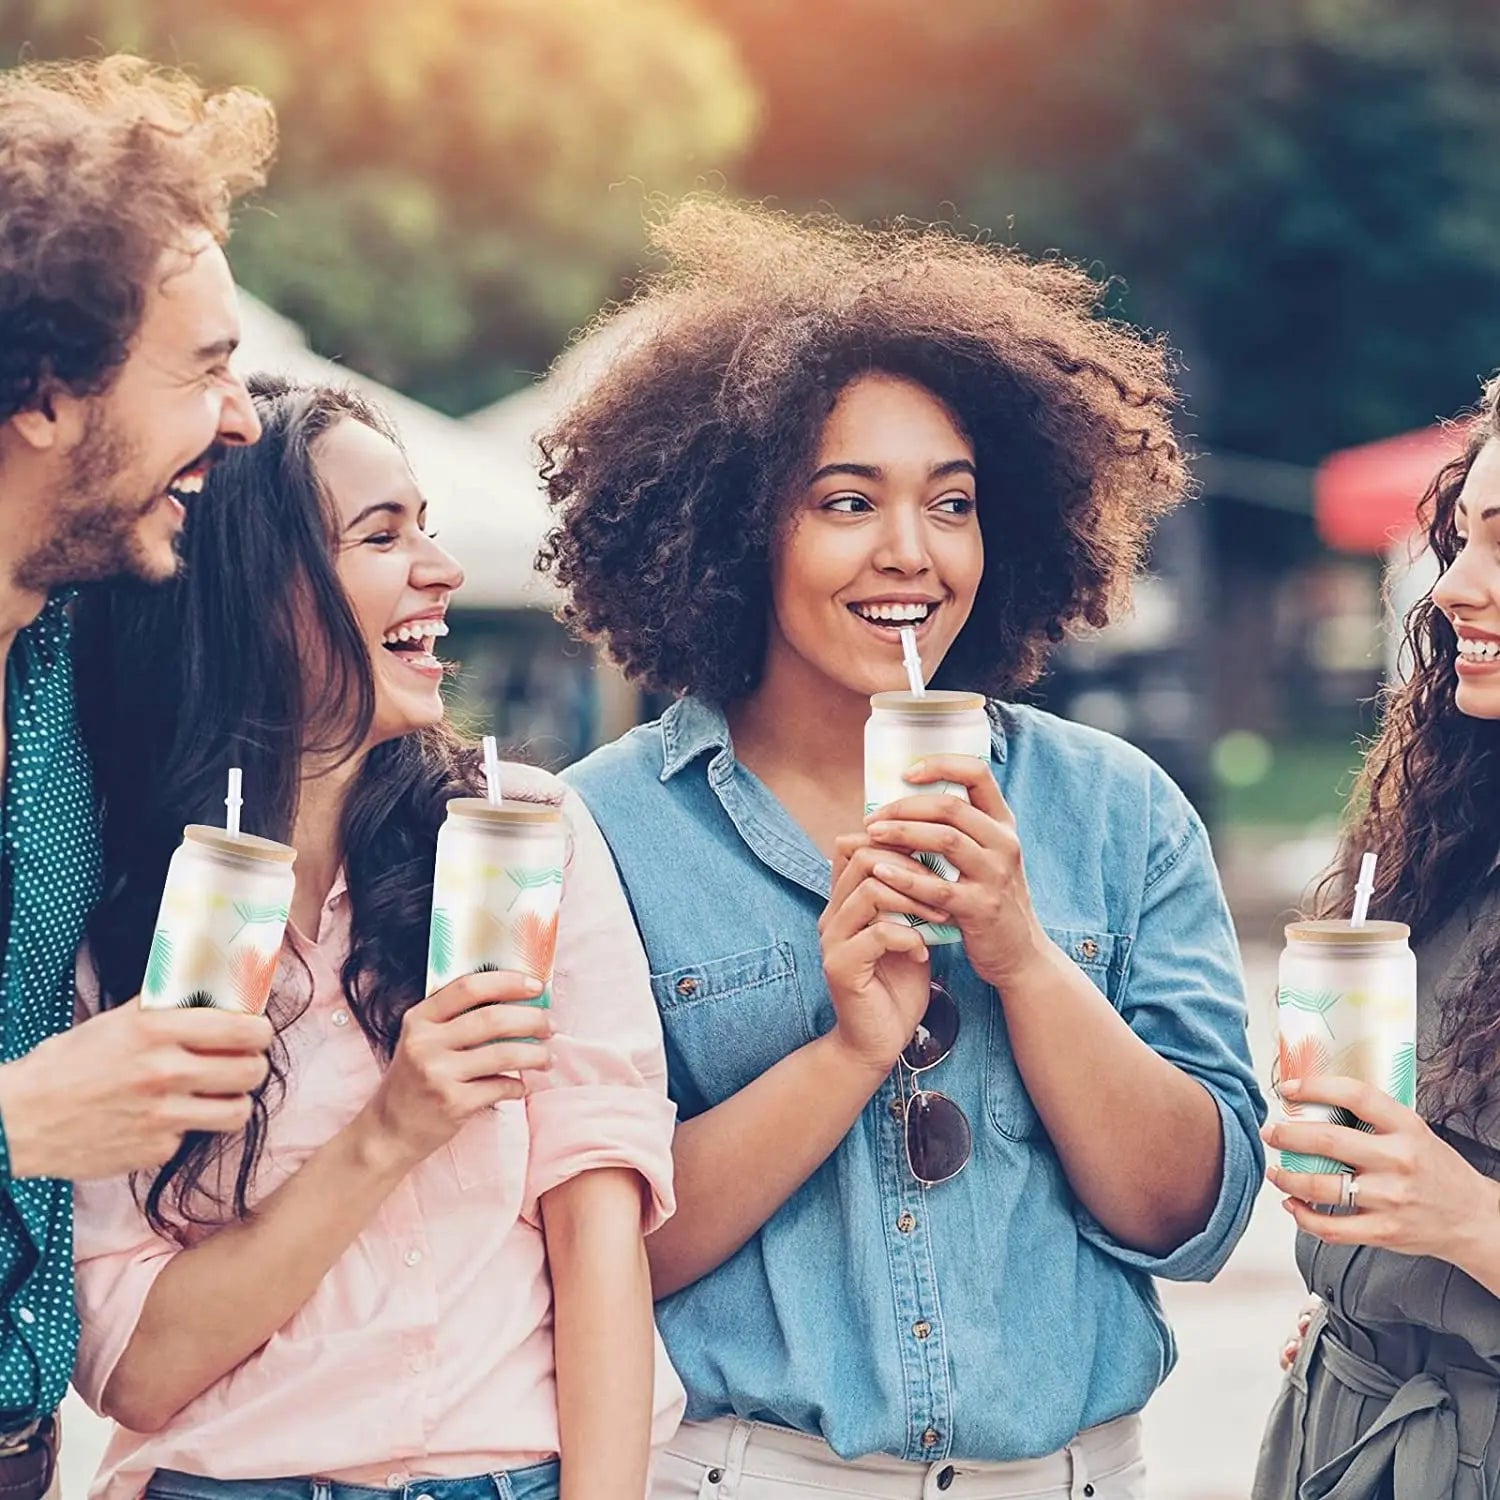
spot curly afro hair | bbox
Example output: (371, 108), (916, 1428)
(0, 55), (277, 425)
(538, 198), (1190, 702)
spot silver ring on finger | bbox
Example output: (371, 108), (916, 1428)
(1339, 1171), (1359, 1211)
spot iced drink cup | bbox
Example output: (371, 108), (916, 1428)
(1275, 918), (1417, 1180)
(426, 797), (566, 1006)
(864, 690), (990, 946)
(140, 827), (296, 1014)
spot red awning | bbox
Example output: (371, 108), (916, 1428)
(1314, 423), (1472, 553)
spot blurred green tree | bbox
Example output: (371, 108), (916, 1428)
(2, 0), (756, 412)
(705, 0), (1500, 464)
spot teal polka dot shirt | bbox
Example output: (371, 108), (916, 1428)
(0, 594), (100, 1425)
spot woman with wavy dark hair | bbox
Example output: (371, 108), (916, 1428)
(67, 375), (682, 1500)
(1256, 377), (1500, 1499)
(541, 199), (1265, 1498)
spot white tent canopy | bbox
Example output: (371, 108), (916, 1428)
(233, 291), (555, 610)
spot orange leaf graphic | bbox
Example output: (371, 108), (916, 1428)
(232, 946), (280, 1016)
(513, 910), (559, 983)
(1276, 1032), (1329, 1117)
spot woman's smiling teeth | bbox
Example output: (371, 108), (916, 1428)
(381, 619), (449, 652)
(1458, 636), (1500, 661)
(850, 601), (936, 625)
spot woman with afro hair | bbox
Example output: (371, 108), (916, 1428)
(543, 199), (1265, 1499)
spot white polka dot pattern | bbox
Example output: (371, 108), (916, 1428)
(0, 593), (101, 1425)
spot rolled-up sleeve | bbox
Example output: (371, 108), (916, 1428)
(521, 790), (677, 1230)
(1075, 773), (1267, 1282)
(72, 1172), (178, 1414)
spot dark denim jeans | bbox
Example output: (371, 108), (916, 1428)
(144, 1463), (560, 1500)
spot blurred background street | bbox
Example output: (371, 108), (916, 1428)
(11, 0), (1500, 1492)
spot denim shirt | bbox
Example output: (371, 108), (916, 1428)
(563, 696), (1265, 1464)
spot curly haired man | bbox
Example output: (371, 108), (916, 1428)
(0, 56), (279, 1494)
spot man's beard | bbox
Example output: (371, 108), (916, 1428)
(14, 407), (180, 593)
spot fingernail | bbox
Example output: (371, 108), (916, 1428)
(867, 822), (892, 838)
(523, 979), (544, 996)
(909, 759), (928, 774)
(1281, 1078), (1302, 1097)
(874, 862), (904, 881)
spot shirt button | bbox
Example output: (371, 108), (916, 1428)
(888, 1097), (905, 1120)
(331, 1010), (350, 1028)
(921, 1427), (941, 1449)
(415, 1493), (436, 1500)
(15, 1308), (34, 1325)
(385, 1476), (407, 1489)
(897, 1212), (916, 1234)
(912, 1320), (932, 1340)
(676, 976), (699, 997)
(403, 1249), (423, 1267)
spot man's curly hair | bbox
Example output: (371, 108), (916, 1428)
(538, 198), (1189, 701)
(0, 55), (277, 424)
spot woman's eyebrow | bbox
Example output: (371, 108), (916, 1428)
(344, 500), (405, 529)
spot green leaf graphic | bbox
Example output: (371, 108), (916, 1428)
(923, 922), (962, 944)
(143, 929), (173, 1000)
(428, 908), (454, 979)
(1388, 1044), (1417, 1108)
(1282, 1150), (1347, 1177)
(506, 866), (564, 908)
(231, 902), (291, 943)
(1278, 986), (1341, 1016)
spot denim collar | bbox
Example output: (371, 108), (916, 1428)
(658, 693), (1009, 782)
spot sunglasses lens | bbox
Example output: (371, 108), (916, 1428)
(902, 982), (960, 1070)
(905, 1090), (973, 1185)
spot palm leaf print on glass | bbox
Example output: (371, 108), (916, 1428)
(505, 866), (563, 910)
(231, 946), (280, 1015)
(176, 989), (217, 1010)
(143, 929), (173, 1001)
(915, 849), (956, 880)
(1281, 1149), (1347, 1177)
(513, 910), (560, 983)
(231, 901), (290, 944)
(1329, 1106), (1375, 1134)
(1388, 1043), (1417, 1108)
(1279, 986), (1341, 1036)
(428, 908), (455, 980)
(1274, 1032), (1330, 1117)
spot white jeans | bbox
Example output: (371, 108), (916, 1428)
(652, 1414), (1147, 1500)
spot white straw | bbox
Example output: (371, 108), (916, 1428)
(225, 767), (243, 839)
(482, 735), (502, 806)
(1350, 850), (1377, 928)
(899, 626), (926, 697)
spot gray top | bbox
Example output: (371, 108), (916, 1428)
(1414, 871), (1500, 1154)
(1253, 875), (1500, 1499)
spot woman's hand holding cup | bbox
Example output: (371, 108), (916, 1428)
(358, 970), (552, 1171)
(863, 754), (1049, 992)
(818, 834), (940, 1077)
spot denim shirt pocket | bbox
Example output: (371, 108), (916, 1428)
(985, 925), (1130, 1141)
(651, 941), (813, 1108)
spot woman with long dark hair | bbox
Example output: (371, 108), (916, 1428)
(1256, 377), (1500, 1497)
(541, 199), (1266, 1498)
(68, 375), (682, 1500)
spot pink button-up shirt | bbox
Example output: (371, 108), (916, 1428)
(73, 773), (684, 1499)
